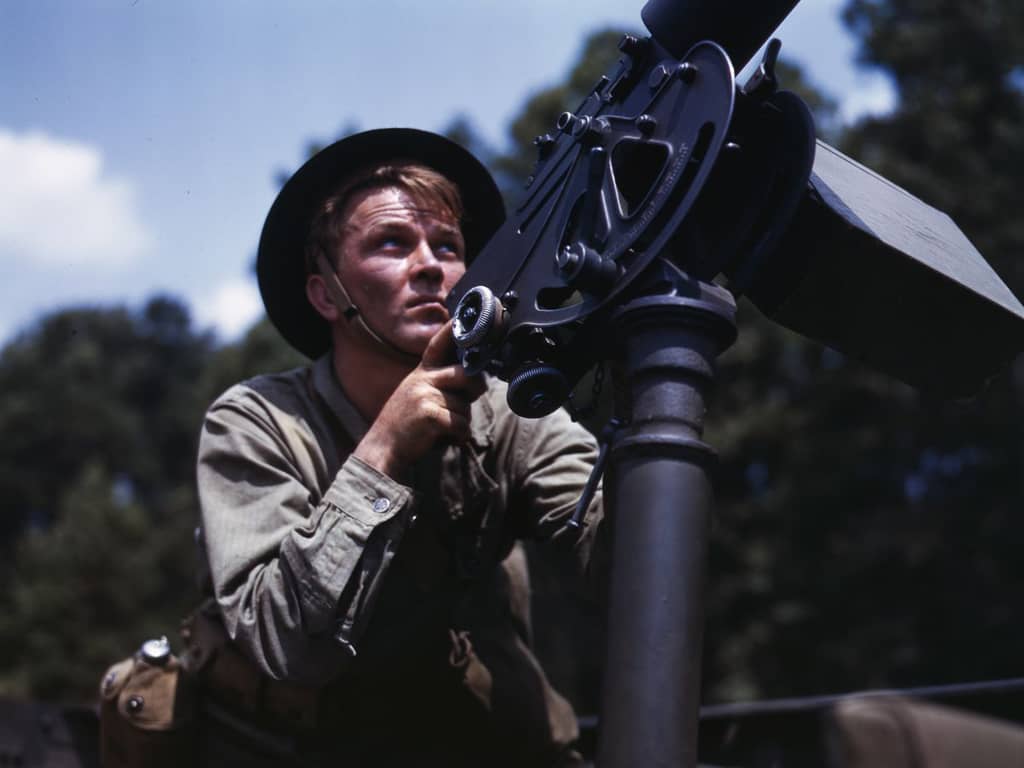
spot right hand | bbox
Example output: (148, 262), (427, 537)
(353, 322), (487, 479)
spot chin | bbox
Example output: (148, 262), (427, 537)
(396, 333), (435, 357)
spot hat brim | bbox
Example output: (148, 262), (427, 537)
(257, 128), (505, 359)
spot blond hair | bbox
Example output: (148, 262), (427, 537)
(305, 161), (465, 274)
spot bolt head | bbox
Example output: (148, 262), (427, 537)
(677, 62), (698, 83)
(648, 64), (670, 90)
(556, 246), (580, 273)
(618, 34), (639, 53)
(636, 114), (657, 135)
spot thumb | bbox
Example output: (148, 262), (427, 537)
(420, 321), (458, 368)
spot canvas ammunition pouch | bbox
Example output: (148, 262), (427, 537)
(176, 595), (582, 767)
(98, 644), (198, 768)
(180, 600), (322, 736)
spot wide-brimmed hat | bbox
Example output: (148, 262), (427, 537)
(257, 128), (505, 359)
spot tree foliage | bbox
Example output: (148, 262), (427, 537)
(701, 0), (1024, 700)
(841, 0), (1024, 290)
(0, 299), (300, 702)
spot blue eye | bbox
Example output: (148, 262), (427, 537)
(434, 239), (464, 259)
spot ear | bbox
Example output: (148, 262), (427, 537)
(306, 274), (340, 322)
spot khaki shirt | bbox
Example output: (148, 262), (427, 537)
(196, 355), (603, 761)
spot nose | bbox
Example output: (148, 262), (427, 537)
(409, 239), (444, 284)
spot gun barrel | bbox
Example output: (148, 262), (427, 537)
(641, 0), (801, 67)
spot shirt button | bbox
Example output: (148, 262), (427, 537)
(372, 497), (391, 513)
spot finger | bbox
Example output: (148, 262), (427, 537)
(445, 411), (472, 444)
(421, 395), (472, 444)
(438, 389), (473, 420)
(465, 373), (487, 398)
(420, 320), (457, 368)
(428, 365), (487, 398)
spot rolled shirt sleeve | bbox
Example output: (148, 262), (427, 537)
(197, 380), (414, 683)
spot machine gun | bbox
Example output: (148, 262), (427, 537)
(446, 1), (1024, 766)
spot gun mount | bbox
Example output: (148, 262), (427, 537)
(448, 1), (1024, 416)
(448, 1), (1024, 766)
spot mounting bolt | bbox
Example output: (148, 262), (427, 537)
(533, 133), (556, 160)
(636, 114), (658, 135)
(618, 34), (646, 56)
(677, 62), (698, 83)
(583, 116), (611, 143)
(648, 63), (671, 90)
(556, 245), (581, 274)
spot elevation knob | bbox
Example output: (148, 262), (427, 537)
(507, 365), (570, 418)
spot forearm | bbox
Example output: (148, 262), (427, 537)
(198, 393), (415, 682)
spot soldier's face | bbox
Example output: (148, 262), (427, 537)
(335, 185), (466, 356)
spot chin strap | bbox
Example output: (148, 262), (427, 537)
(316, 253), (421, 365)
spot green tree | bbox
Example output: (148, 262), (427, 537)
(0, 298), (211, 549)
(0, 297), (299, 701)
(701, 0), (1024, 701)
(0, 463), (196, 699)
(0, 298), (215, 700)
(842, 0), (1024, 290)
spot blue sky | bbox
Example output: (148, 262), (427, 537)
(1, 0), (893, 346)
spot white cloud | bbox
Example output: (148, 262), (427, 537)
(840, 75), (898, 124)
(0, 129), (151, 267)
(196, 276), (264, 340)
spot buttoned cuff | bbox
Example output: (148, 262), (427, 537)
(284, 456), (413, 635)
(323, 455), (412, 527)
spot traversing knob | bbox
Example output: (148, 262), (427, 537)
(452, 285), (502, 348)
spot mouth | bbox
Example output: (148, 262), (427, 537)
(407, 296), (448, 309)
(406, 297), (450, 318)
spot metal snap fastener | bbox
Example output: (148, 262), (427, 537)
(372, 497), (391, 513)
(140, 635), (171, 665)
(126, 695), (144, 714)
(339, 640), (358, 659)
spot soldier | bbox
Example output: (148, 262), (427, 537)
(189, 129), (604, 767)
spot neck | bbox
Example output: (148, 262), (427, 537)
(331, 338), (416, 421)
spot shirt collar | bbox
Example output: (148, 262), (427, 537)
(312, 353), (371, 442)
